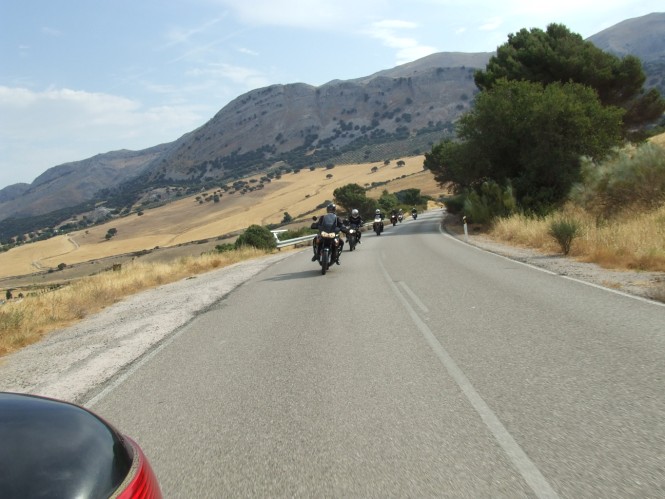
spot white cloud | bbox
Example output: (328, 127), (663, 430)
(187, 63), (271, 90)
(238, 47), (259, 56)
(479, 17), (503, 31)
(0, 86), (204, 186)
(41, 27), (62, 37)
(364, 19), (438, 65)
(212, 0), (382, 29)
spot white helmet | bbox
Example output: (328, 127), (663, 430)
(375, 209), (380, 214)
(351, 209), (359, 217)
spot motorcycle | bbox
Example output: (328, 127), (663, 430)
(411, 210), (418, 220)
(373, 215), (384, 235)
(344, 220), (361, 251)
(311, 216), (341, 275)
(398, 213), (403, 223)
(390, 213), (398, 226)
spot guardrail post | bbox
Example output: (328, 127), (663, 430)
(463, 216), (469, 242)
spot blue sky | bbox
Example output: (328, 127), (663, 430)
(0, 0), (662, 189)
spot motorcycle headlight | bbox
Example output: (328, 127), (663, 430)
(321, 231), (336, 238)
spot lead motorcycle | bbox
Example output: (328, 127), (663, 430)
(311, 216), (342, 275)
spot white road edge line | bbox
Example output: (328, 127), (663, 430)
(380, 261), (560, 499)
(85, 327), (186, 409)
(398, 281), (429, 313)
(439, 224), (665, 307)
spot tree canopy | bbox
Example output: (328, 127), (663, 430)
(333, 183), (377, 219)
(474, 23), (664, 135)
(425, 79), (624, 209)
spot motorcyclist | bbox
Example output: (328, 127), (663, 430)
(372, 208), (385, 233)
(311, 204), (347, 264)
(411, 206), (418, 218)
(347, 208), (364, 243)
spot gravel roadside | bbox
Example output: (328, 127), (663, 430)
(0, 252), (294, 404)
(442, 217), (665, 304)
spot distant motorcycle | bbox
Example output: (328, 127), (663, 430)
(311, 216), (342, 275)
(345, 220), (361, 251)
(390, 214), (398, 226)
(373, 215), (384, 235)
(397, 213), (403, 223)
(411, 210), (418, 220)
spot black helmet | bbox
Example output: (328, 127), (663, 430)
(326, 204), (336, 213)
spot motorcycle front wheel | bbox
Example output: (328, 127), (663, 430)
(321, 248), (329, 275)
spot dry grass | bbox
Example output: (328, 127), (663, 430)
(489, 204), (665, 271)
(0, 157), (435, 279)
(0, 247), (267, 357)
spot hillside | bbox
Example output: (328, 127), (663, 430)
(0, 156), (441, 281)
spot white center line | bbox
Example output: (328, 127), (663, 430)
(380, 261), (560, 499)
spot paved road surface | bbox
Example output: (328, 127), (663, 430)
(88, 210), (664, 497)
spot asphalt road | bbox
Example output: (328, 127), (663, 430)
(90, 210), (665, 498)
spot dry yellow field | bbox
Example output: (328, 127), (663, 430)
(0, 156), (442, 278)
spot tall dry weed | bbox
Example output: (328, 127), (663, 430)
(0, 246), (268, 357)
(489, 204), (665, 271)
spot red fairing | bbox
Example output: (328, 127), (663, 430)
(116, 438), (162, 499)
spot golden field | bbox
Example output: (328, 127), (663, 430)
(0, 156), (441, 280)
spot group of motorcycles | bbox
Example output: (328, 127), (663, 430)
(312, 209), (418, 275)
(376, 209), (417, 235)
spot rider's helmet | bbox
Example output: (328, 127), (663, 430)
(351, 209), (359, 217)
(375, 209), (380, 215)
(327, 204), (336, 213)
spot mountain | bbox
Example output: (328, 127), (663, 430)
(141, 52), (491, 185)
(0, 52), (492, 224)
(0, 145), (170, 221)
(587, 12), (665, 95)
(587, 12), (665, 62)
(0, 13), (663, 230)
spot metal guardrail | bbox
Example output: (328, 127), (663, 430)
(272, 223), (373, 249)
(275, 234), (317, 249)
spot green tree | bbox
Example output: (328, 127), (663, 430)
(234, 225), (277, 250)
(281, 212), (293, 224)
(474, 23), (665, 135)
(395, 188), (423, 206)
(378, 190), (399, 212)
(333, 184), (367, 213)
(426, 79), (624, 210)
(333, 183), (377, 219)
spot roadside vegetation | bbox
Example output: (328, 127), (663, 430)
(426, 23), (665, 284)
(0, 246), (269, 357)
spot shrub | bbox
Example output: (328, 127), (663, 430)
(234, 225), (277, 250)
(214, 243), (235, 253)
(463, 181), (517, 224)
(443, 195), (465, 214)
(548, 218), (580, 255)
(279, 227), (316, 240)
(571, 143), (665, 218)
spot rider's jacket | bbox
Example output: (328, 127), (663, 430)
(316, 213), (345, 233)
(348, 215), (363, 227)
